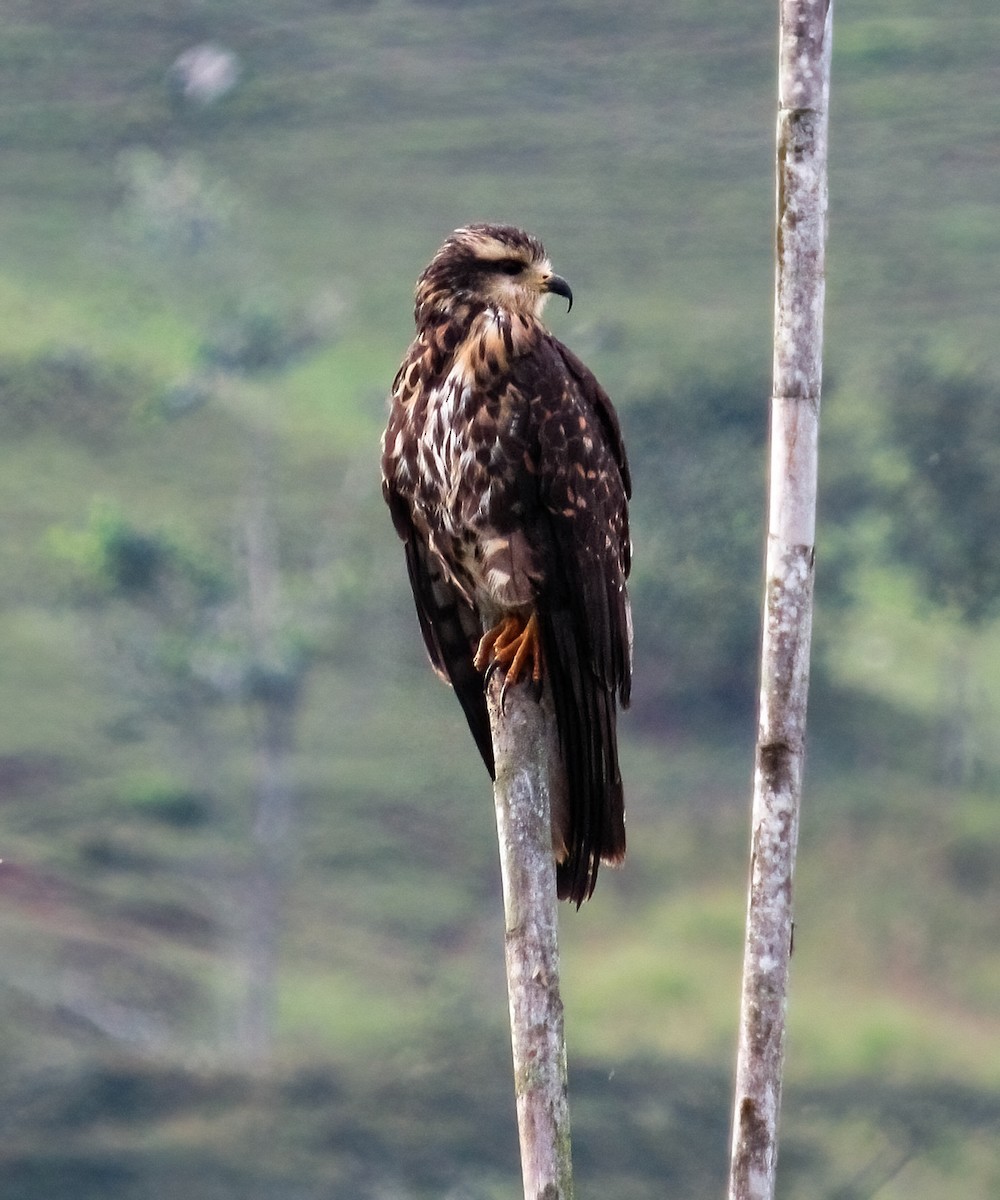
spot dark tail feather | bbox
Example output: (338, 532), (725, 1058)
(544, 610), (626, 905)
(448, 644), (495, 779)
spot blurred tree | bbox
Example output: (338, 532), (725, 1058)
(886, 358), (1000, 783)
(94, 152), (343, 1058)
(51, 475), (314, 1064)
(51, 499), (227, 612)
(229, 440), (309, 1063)
(623, 366), (867, 735)
(887, 359), (1000, 626)
(623, 369), (769, 728)
(0, 348), (144, 444)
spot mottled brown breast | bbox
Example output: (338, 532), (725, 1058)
(382, 305), (544, 613)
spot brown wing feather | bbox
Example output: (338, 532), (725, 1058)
(511, 336), (632, 903)
(383, 479), (495, 778)
(556, 341), (633, 501)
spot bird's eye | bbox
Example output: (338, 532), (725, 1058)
(492, 258), (524, 276)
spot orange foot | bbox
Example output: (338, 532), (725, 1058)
(474, 611), (544, 695)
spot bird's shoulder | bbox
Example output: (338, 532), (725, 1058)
(389, 313), (466, 406)
(508, 330), (631, 502)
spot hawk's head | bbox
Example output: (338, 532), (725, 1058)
(414, 224), (573, 324)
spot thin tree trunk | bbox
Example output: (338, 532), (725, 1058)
(486, 674), (573, 1200)
(236, 442), (300, 1064)
(727, 3), (833, 1198)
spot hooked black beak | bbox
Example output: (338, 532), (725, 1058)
(543, 273), (573, 313)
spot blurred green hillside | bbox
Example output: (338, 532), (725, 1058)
(1, 1), (1000, 1197)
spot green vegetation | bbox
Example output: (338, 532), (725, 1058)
(1, 1), (999, 1197)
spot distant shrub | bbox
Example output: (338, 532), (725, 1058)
(77, 835), (161, 872)
(887, 358), (1000, 626)
(30, 1063), (221, 1128)
(944, 833), (1000, 897)
(623, 368), (769, 726)
(623, 365), (865, 731)
(48, 500), (230, 606)
(117, 774), (213, 829)
(199, 297), (330, 375)
(155, 373), (216, 419)
(115, 899), (217, 946)
(0, 348), (144, 444)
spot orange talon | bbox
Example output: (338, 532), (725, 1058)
(474, 614), (520, 673)
(505, 611), (543, 686)
(474, 612), (544, 690)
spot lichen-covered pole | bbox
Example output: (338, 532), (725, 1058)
(727, 3), (833, 1199)
(486, 673), (573, 1200)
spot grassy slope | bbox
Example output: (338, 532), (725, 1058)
(1, 1), (1000, 1197)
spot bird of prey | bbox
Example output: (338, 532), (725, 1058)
(381, 224), (632, 904)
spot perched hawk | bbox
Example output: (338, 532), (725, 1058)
(381, 224), (632, 904)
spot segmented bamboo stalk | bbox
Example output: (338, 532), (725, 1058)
(727, 3), (833, 1198)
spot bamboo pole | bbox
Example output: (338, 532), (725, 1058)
(486, 673), (573, 1200)
(727, 3), (833, 1198)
